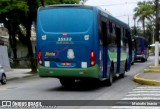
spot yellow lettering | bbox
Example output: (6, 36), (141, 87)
(45, 52), (55, 56)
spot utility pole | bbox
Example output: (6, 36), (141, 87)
(154, 0), (159, 66)
(155, 0), (159, 42)
(128, 16), (130, 26)
(133, 16), (137, 36)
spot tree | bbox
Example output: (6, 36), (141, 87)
(40, 0), (79, 6)
(0, 0), (28, 64)
(0, 0), (80, 72)
(130, 26), (143, 37)
(146, 22), (155, 44)
(134, 1), (155, 37)
(24, 0), (39, 72)
(154, 0), (159, 42)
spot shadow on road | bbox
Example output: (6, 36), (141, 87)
(46, 76), (126, 92)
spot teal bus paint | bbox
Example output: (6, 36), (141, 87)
(36, 4), (132, 86)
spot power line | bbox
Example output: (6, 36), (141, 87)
(115, 14), (134, 18)
(98, 2), (137, 7)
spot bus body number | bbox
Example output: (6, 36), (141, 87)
(58, 37), (72, 41)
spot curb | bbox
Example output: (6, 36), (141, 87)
(133, 73), (160, 86)
(149, 66), (160, 69)
(7, 74), (37, 82)
(144, 69), (160, 73)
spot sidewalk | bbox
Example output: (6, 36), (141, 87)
(134, 66), (160, 86)
(5, 69), (37, 81)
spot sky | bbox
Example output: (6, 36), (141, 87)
(85, 0), (145, 27)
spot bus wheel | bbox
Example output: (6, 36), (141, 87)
(1, 74), (7, 85)
(59, 78), (75, 87)
(145, 58), (148, 61)
(106, 67), (113, 86)
(120, 62), (126, 78)
(131, 60), (134, 65)
(141, 58), (146, 62)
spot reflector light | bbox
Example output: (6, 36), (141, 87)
(90, 51), (96, 66)
(62, 33), (68, 36)
(141, 50), (144, 54)
(38, 51), (42, 65)
(61, 62), (71, 66)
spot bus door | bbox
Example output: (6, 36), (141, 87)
(100, 21), (108, 78)
(115, 27), (121, 73)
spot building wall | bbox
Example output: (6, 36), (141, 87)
(0, 46), (10, 70)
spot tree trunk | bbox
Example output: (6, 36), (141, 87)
(155, 0), (159, 41)
(6, 21), (18, 65)
(40, 0), (44, 6)
(142, 19), (146, 37)
(26, 24), (37, 73)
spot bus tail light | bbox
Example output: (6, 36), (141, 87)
(90, 51), (96, 66)
(141, 50), (144, 54)
(38, 51), (42, 65)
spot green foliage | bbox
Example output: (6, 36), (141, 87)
(43, 0), (79, 5)
(61, 0), (79, 4)
(0, 0), (28, 15)
(0, 0), (80, 71)
(133, 1), (155, 37)
(134, 1), (154, 22)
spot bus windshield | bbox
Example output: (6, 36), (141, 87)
(39, 8), (93, 32)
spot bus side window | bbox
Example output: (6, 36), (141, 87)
(123, 29), (129, 47)
(109, 21), (113, 34)
(101, 21), (108, 46)
(115, 26), (121, 48)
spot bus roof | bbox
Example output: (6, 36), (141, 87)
(38, 4), (129, 29)
(134, 36), (145, 39)
(39, 4), (94, 10)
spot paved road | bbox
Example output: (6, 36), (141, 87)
(0, 56), (155, 109)
(112, 86), (160, 109)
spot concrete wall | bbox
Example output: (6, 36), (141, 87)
(0, 46), (10, 70)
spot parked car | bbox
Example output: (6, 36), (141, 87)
(0, 65), (7, 85)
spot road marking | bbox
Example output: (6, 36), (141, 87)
(0, 86), (17, 91)
(133, 89), (160, 91)
(128, 91), (160, 94)
(122, 97), (160, 100)
(136, 86), (160, 89)
(111, 86), (160, 109)
(112, 106), (160, 109)
(126, 94), (160, 97)
(0, 88), (7, 91)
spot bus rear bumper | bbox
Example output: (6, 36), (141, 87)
(38, 64), (100, 79)
(135, 55), (145, 59)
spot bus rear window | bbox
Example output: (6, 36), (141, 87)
(38, 8), (93, 32)
(135, 38), (141, 49)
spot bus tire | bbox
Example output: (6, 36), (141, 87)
(106, 66), (113, 86)
(59, 78), (75, 87)
(141, 58), (146, 62)
(1, 74), (7, 85)
(120, 60), (127, 78)
(145, 58), (148, 61)
(131, 60), (134, 65)
(120, 61), (127, 78)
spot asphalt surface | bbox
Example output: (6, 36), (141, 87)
(1, 56), (159, 109)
